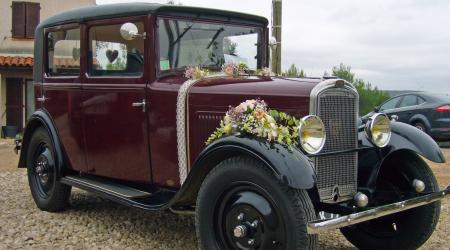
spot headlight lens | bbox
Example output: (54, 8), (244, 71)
(298, 115), (326, 154)
(365, 113), (391, 147)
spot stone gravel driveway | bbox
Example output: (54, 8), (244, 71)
(0, 140), (448, 249)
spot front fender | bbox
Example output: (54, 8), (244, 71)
(358, 121), (445, 190)
(171, 135), (316, 206)
(385, 122), (445, 163)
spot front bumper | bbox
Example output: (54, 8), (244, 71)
(307, 185), (450, 234)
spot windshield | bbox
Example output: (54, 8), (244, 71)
(158, 18), (262, 72)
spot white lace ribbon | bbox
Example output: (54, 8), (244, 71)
(176, 74), (225, 185)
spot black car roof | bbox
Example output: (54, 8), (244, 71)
(33, 3), (268, 82)
(38, 3), (268, 28)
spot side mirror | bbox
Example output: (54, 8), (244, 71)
(374, 106), (380, 112)
(120, 23), (144, 40)
(269, 36), (278, 50)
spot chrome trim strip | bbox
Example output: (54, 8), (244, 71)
(309, 79), (358, 115)
(307, 186), (450, 234)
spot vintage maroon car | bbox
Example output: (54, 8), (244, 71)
(17, 3), (449, 250)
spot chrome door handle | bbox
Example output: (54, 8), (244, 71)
(132, 99), (146, 112)
(36, 95), (48, 103)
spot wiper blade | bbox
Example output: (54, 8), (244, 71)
(170, 24), (193, 46)
(206, 28), (224, 49)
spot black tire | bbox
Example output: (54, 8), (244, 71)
(340, 154), (441, 250)
(195, 157), (317, 250)
(412, 121), (427, 133)
(27, 127), (71, 212)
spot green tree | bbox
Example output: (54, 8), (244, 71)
(331, 63), (390, 115)
(283, 64), (306, 77)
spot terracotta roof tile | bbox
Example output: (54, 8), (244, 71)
(0, 56), (33, 67)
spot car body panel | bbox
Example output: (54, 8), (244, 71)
(365, 92), (450, 141)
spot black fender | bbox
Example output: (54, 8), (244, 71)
(171, 135), (316, 206)
(408, 114), (431, 131)
(358, 121), (445, 190)
(18, 109), (66, 178)
(383, 122), (445, 163)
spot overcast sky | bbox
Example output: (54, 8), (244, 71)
(97, 0), (450, 93)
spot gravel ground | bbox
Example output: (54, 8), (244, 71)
(0, 139), (448, 249)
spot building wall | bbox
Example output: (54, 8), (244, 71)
(0, 75), (5, 126)
(0, 0), (96, 56)
(0, 0), (96, 136)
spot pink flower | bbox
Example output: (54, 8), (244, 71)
(223, 62), (238, 77)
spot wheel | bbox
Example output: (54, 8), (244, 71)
(340, 153), (441, 250)
(195, 157), (317, 250)
(27, 127), (71, 212)
(412, 121), (427, 132)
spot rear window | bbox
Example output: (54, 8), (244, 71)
(88, 22), (144, 77)
(46, 28), (80, 76)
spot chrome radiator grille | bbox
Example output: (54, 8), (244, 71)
(314, 87), (358, 202)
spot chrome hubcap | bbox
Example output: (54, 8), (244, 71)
(233, 225), (248, 238)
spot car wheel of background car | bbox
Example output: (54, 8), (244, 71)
(340, 153), (441, 250)
(195, 156), (317, 250)
(412, 121), (427, 132)
(26, 127), (71, 212)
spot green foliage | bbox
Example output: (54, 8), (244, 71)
(106, 58), (126, 70)
(283, 64), (306, 77)
(331, 63), (390, 115)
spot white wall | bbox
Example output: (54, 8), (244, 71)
(0, 0), (96, 55)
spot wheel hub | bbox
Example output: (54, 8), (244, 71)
(217, 187), (286, 249)
(35, 155), (50, 184)
(233, 225), (248, 238)
(32, 146), (55, 197)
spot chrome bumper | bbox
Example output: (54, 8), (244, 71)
(307, 186), (450, 234)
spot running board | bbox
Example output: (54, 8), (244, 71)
(61, 176), (152, 199)
(61, 175), (175, 210)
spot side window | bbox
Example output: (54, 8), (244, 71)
(417, 96), (426, 105)
(46, 28), (80, 76)
(380, 97), (400, 111)
(88, 22), (144, 77)
(399, 95), (417, 108)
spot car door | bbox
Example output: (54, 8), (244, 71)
(396, 95), (418, 123)
(82, 17), (152, 184)
(42, 25), (87, 173)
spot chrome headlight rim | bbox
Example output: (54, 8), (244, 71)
(298, 115), (326, 154)
(365, 113), (391, 148)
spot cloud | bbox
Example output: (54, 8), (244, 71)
(97, 0), (450, 93)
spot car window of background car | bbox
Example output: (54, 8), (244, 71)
(158, 18), (260, 71)
(399, 95), (418, 107)
(46, 28), (80, 76)
(88, 22), (144, 77)
(418, 96), (426, 105)
(380, 97), (401, 111)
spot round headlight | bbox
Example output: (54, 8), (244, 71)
(365, 113), (391, 147)
(298, 115), (326, 154)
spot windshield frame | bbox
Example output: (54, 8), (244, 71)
(155, 15), (267, 79)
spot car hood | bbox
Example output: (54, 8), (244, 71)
(189, 76), (321, 116)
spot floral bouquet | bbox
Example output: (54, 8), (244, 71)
(222, 62), (251, 77)
(184, 65), (209, 80)
(206, 99), (301, 148)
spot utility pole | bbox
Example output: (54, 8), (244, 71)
(271, 0), (282, 75)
